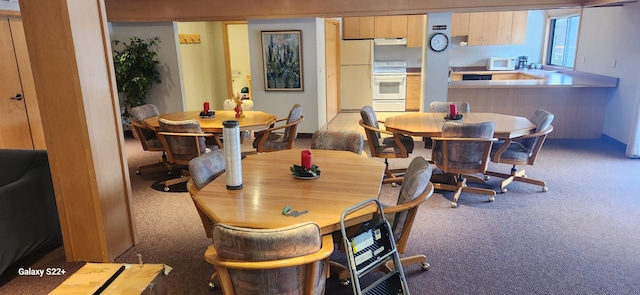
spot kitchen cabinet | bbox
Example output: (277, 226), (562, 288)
(342, 16), (375, 39)
(451, 13), (470, 37)
(461, 11), (527, 45)
(405, 74), (421, 111)
(406, 14), (426, 48)
(374, 15), (408, 38)
(0, 17), (45, 149)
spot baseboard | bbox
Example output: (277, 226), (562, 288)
(601, 134), (626, 150)
(297, 133), (312, 138)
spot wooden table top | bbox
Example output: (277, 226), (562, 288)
(142, 110), (277, 133)
(194, 149), (386, 235)
(384, 112), (536, 139)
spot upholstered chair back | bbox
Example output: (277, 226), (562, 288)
(429, 101), (471, 113)
(433, 121), (495, 172)
(212, 222), (326, 294)
(360, 105), (382, 146)
(188, 149), (226, 191)
(390, 156), (433, 240)
(311, 130), (364, 155)
(522, 109), (554, 154)
(130, 104), (163, 150)
(158, 118), (207, 164)
(283, 104), (303, 143)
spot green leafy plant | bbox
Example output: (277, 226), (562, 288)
(112, 36), (161, 124)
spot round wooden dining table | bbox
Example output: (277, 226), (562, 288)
(193, 149), (386, 235)
(141, 110), (277, 133)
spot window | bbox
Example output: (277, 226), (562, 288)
(547, 14), (580, 68)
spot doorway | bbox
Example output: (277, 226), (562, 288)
(325, 19), (340, 123)
(223, 22), (251, 100)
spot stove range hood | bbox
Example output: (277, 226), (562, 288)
(374, 38), (407, 46)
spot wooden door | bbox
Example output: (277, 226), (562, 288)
(510, 11), (528, 44)
(467, 12), (485, 45)
(325, 19), (339, 123)
(342, 16), (374, 39)
(407, 15), (425, 48)
(482, 12), (501, 45)
(451, 13), (470, 37)
(0, 18), (34, 149)
(496, 11), (514, 44)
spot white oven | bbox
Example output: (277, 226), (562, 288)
(372, 61), (407, 112)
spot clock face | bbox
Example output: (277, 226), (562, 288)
(430, 33), (449, 52)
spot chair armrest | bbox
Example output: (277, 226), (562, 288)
(382, 182), (434, 215)
(431, 137), (498, 142)
(157, 131), (215, 137)
(358, 120), (395, 136)
(205, 234), (333, 270)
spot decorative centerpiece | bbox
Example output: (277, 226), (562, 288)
(445, 103), (463, 120)
(200, 102), (215, 118)
(291, 150), (320, 179)
(290, 164), (321, 179)
(444, 113), (463, 120)
(231, 93), (244, 118)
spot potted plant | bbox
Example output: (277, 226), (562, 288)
(112, 36), (162, 128)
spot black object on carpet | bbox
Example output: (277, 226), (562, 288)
(139, 169), (189, 193)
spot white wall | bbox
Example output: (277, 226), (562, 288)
(177, 22), (227, 111)
(576, 3), (640, 145)
(247, 18), (322, 133)
(423, 13), (453, 109)
(109, 22), (185, 114)
(0, 0), (18, 10)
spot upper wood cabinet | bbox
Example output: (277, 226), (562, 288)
(374, 15), (408, 38)
(451, 13), (470, 37)
(406, 15), (426, 48)
(456, 11), (528, 45)
(342, 16), (375, 39)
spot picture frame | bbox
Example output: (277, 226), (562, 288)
(261, 30), (303, 91)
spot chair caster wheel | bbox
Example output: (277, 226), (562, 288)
(168, 171), (173, 175)
(451, 202), (457, 208)
(391, 183), (397, 187)
(421, 262), (430, 271)
(489, 196), (495, 202)
(163, 186), (170, 192)
(542, 186), (548, 192)
(136, 170), (141, 175)
(340, 279), (350, 286)
(208, 281), (218, 290)
(501, 188), (507, 193)
(484, 175), (490, 180)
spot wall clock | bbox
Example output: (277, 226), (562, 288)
(429, 32), (449, 52)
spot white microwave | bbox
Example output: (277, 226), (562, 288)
(486, 57), (516, 71)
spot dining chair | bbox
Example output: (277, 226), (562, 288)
(425, 101), (471, 148)
(359, 105), (414, 185)
(205, 222), (333, 295)
(485, 109), (554, 193)
(129, 104), (171, 174)
(335, 156), (435, 285)
(156, 118), (216, 191)
(431, 121), (497, 208)
(253, 104), (304, 153)
(186, 149), (226, 289)
(310, 130), (364, 155)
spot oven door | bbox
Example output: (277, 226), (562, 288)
(372, 75), (406, 100)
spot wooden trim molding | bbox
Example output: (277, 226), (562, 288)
(103, 0), (584, 22)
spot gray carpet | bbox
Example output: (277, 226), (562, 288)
(2, 136), (640, 294)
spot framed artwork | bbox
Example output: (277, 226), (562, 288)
(261, 30), (303, 91)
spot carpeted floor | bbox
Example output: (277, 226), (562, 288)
(2, 135), (640, 294)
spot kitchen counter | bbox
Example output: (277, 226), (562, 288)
(448, 68), (618, 88)
(445, 67), (619, 139)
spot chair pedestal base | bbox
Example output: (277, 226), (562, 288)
(485, 169), (547, 193)
(433, 175), (496, 208)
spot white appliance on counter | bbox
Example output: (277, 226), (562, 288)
(486, 57), (517, 70)
(372, 60), (407, 112)
(339, 40), (373, 111)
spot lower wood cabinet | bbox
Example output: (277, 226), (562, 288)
(406, 75), (421, 111)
